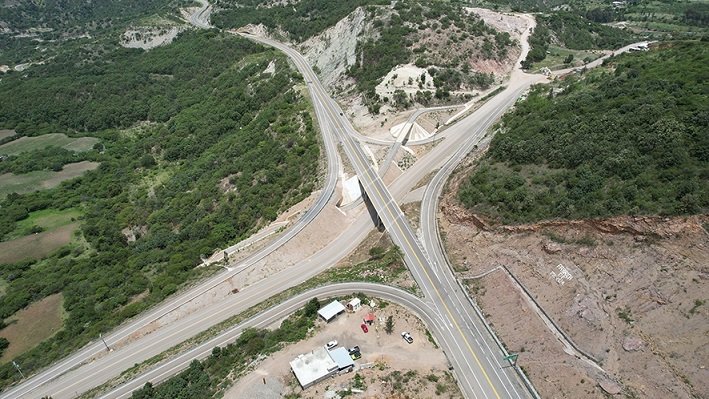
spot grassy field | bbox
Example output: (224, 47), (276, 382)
(5, 208), (82, 240)
(0, 133), (99, 155)
(0, 223), (78, 264)
(0, 130), (15, 141)
(0, 293), (65, 363)
(533, 45), (606, 71)
(0, 161), (99, 198)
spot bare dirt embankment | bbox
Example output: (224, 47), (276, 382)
(439, 166), (709, 398)
(0, 293), (65, 363)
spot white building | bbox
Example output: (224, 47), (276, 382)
(347, 297), (361, 311)
(290, 347), (339, 389)
(318, 300), (346, 322)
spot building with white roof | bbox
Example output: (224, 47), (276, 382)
(328, 347), (355, 371)
(289, 347), (339, 389)
(347, 297), (361, 311)
(317, 300), (346, 322)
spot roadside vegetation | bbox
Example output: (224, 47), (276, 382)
(522, 12), (636, 70)
(459, 41), (708, 224)
(0, 31), (320, 387)
(130, 297), (323, 399)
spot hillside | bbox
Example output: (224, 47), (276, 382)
(214, 0), (520, 114)
(522, 11), (637, 70)
(458, 41), (708, 224)
(0, 31), (320, 387)
(0, 0), (193, 65)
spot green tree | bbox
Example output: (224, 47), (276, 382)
(385, 315), (394, 334)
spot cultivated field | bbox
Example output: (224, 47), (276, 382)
(0, 161), (99, 197)
(0, 293), (65, 363)
(0, 130), (15, 141)
(0, 133), (99, 155)
(5, 208), (82, 240)
(0, 223), (78, 264)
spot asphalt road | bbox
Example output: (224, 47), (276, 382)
(0, 11), (346, 399)
(98, 283), (439, 398)
(242, 34), (534, 399)
(2, 34), (542, 399)
(187, 0), (212, 29)
(2, 16), (629, 399)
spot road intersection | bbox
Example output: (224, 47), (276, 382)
(4, 10), (649, 399)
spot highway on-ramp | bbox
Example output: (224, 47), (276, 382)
(98, 283), (439, 398)
(243, 34), (534, 399)
(2, 23), (550, 399)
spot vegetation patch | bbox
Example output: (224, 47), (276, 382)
(0, 133), (99, 155)
(0, 293), (65, 363)
(0, 161), (99, 198)
(212, 0), (390, 42)
(459, 42), (708, 224)
(522, 12), (635, 69)
(0, 130), (15, 142)
(3, 208), (82, 241)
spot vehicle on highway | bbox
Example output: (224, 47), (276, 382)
(326, 340), (338, 350)
(401, 331), (414, 344)
(360, 323), (368, 333)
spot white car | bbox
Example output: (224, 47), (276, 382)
(401, 332), (413, 344)
(326, 340), (338, 350)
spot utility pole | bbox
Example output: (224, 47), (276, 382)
(12, 361), (24, 379)
(100, 333), (110, 352)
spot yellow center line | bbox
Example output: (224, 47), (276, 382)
(313, 87), (502, 399)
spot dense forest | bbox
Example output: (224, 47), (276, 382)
(0, 31), (320, 386)
(459, 41), (708, 224)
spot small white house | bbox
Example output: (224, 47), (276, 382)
(347, 297), (361, 311)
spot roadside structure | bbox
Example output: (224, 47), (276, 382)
(318, 300), (346, 322)
(290, 347), (338, 389)
(328, 347), (355, 371)
(363, 312), (376, 325)
(347, 297), (362, 311)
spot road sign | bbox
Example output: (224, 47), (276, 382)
(504, 353), (519, 365)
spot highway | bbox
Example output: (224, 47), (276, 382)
(242, 34), (534, 399)
(187, 0), (212, 29)
(2, 16), (548, 399)
(98, 283), (439, 398)
(0, 8), (348, 399)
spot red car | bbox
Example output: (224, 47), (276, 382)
(360, 323), (368, 333)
